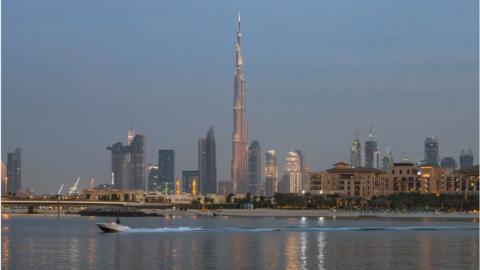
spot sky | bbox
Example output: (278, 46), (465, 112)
(2, 0), (478, 194)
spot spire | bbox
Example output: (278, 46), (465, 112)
(235, 13), (244, 73)
(368, 126), (374, 140)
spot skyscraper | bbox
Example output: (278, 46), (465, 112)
(265, 150), (278, 197)
(107, 141), (127, 189)
(231, 14), (249, 194)
(282, 151), (302, 193)
(351, 140), (361, 168)
(365, 128), (378, 168)
(382, 148), (394, 172)
(158, 149), (175, 193)
(182, 170), (199, 194)
(424, 136), (439, 165)
(198, 127), (217, 194)
(1, 160), (7, 197)
(147, 164), (159, 191)
(6, 147), (21, 196)
(129, 134), (147, 190)
(459, 149), (474, 169)
(248, 141), (261, 195)
(107, 131), (146, 190)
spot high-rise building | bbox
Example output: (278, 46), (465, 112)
(294, 149), (309, 191)
(198, 127), (217, 194)
(107, 131), (146, 190)
(231, 14), (249, 194)
(1, 160), (7, 197)
(440, 157), (457, 171)
(265, 150), (278, 197)
(373, 150), (382, 169)
(459, 149), (474, 169)
(107, 142), (128, 189)
(182, 170), (199, 194)
(129, 134), (147, 190)
(351, 140), (361, 168)
(218, 181), (233, 196)
(158, 149), (175, 193)
(6, 147), (21, 196)
(424, 136), (439, 165)
(381, 148), (393, 172)
(365, 129), (378, 168)
(248, 141), (261, 195)
(282, 151), (302, 193)
(147, 164), (159, 191)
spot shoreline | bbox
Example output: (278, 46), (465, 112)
(3, 208), (478, 221)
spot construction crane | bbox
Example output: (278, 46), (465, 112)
(67, 177), (81, 196)
(57, 184), (64, 195)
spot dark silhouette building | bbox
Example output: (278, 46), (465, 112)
(440, 157), (457, 171)
(459, 149), (474, 169)
(158, 149), (175, 193)
(6, 147), (21, 196)
(365, 129), (378, 168)
(198, 127), (217, 194)
(248, 141), (261, 195)
(107, 131), (146, 190)
(424, 136), (439, 165)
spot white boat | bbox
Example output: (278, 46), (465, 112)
(96, 222), (130, 233)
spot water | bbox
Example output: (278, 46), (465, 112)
(2, 215), (478, 270)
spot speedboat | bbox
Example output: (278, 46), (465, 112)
(96, 222), (130, 233)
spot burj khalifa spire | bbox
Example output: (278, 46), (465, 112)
(231, 13), (248, 194)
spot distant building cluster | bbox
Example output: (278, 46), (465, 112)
(2, 14), (478, 202)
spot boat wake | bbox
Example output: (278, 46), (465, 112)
(126, 226), (476, 233)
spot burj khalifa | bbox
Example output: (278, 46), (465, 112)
(231, 13), (248, 194)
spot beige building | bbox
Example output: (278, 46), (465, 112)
(441, 165), (479, 194)
(309, 162), (389, 200)
(389, 163), (420, 193)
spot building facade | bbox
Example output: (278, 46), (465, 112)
(218, 181), (233, 196)
(351, 140), (361, 168)
(6, 147), (22, 196)
(147, 164), (159, 192)
(424, 136), (439, 165)
(440, 157), (457, 171)
(248, 141), (261, 195)
(365, 130), (378, 168)
(281, 152), (302, 193)
(231, 14), (249, 194)
(182, 170), (199, 194)
(107, 131), (146, 190)
(310, 162), (389, 200)
(265, 150), (278, 197)
(158, 149), (175, 193)
(198, 127), (217, 194)
(459, 149), (474, 169)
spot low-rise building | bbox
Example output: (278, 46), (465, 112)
(82, 188), (144, 202)
(309, 162), (389, 200)
(388, 163), (420, 193)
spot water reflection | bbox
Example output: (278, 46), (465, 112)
(87, 239), (97, 270)
(299, 232), (307, 270)
(285, 233), (299, 270)
(317, 232), (326, 270)
(2, 234), (10, 270)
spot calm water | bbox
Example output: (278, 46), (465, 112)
(2, 215), (478, 270)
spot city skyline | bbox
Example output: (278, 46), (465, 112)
(3, 0), (478, 194)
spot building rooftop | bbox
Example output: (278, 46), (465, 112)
(455, 165), (479, 176)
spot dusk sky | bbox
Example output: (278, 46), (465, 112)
(3, 0), (478, 194)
